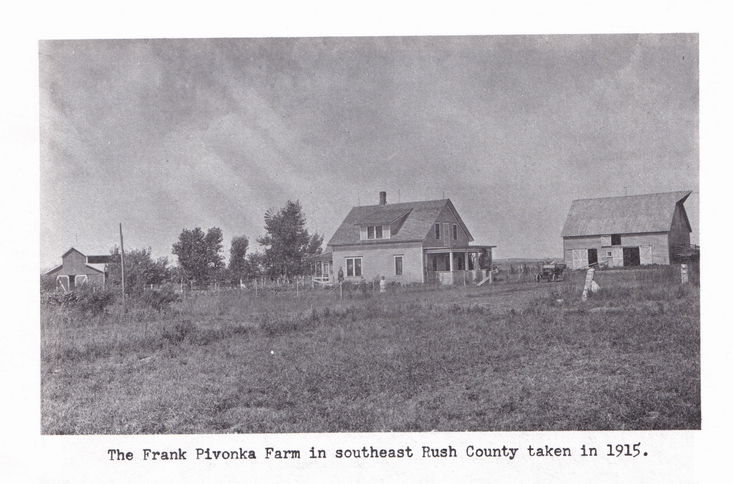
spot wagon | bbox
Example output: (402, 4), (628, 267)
(536, 263), (566, 282)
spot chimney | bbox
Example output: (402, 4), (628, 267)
(379, 191), (387, 205)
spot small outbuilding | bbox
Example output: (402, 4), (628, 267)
(561, 191), (693, 269)
(44, 248), (110, 292)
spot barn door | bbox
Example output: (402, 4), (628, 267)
(640, 245), (653, 265)
(572, 249), (588, 270)
(56, 275), (69, 293)
(611, 247), (623, 267)
(75, 274), (88, 289)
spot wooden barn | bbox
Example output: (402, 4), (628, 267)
(318, 192), (494, 285)
(44, 248), (111, 292)
(561, 191), (693, 269)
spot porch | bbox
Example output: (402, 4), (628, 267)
(309, 252), (334, 286)
(425, 246), (494, 285)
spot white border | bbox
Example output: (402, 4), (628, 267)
(3, 2), (730, 482)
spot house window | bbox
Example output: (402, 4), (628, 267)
(606, 250), (613, 258)
(394, 255), (403, 276)
(435, 223), (440, 239)
(346, 257), (362, 277)
(366, 225), (383, 239)
(611, 234), (622, 246)
(452, 224), (458, 240)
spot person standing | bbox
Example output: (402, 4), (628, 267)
(379, 276), (387, 294)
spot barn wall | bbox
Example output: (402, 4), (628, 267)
(669, 205), (692, 255)
(563, 232), (671, 267)
(88, 273), (105, 286)
(62, 251), (90, 275)
(331, 243), (424, 284)
(619, 233), (670, 265)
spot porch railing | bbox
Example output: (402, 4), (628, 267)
(426, 269), (487, 285)
(310, 275), (333, 286)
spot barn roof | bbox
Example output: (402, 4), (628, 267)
(327, 198), (474, 247)
(561, 191), (692, 237)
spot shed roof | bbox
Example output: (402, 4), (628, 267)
(561, 191), (692, 237)
(327, 199), (473, 247)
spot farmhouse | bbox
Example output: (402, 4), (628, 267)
(315, 192), (494, 285)
(561, 191), (693, 269)
(44, 248), (110, 292)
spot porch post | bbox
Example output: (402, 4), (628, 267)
(449, 250), (454, 271)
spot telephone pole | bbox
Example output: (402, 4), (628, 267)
(119, 223), (126, 312)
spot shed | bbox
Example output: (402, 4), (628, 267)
(44, 248), (110, 292)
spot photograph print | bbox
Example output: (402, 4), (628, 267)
(40, 34), (699, 434)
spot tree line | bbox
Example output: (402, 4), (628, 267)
(104, 200), (323, 292)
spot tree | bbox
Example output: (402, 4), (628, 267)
(257, 200), (322, 278)
(228, 235), (250, 282)
(172, 227), (224, 287)
(245, 252), (266, 280)
(306, 233), (324, 257)
(106, 246), (170, 293)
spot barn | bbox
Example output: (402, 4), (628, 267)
(44, 248), (111, 292)
(317, 192), (494, 285)
(561, 191), (693, 269)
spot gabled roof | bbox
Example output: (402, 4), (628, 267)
(327, 199), (473, 247)
(354, 207), (413, 226)
(43, 247), (109, 276)
(44, 263), (105, 276)
(561, 191), (692, 237)
(62, 247), (86, 259)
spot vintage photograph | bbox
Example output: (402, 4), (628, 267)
(39, 34), (699, 435)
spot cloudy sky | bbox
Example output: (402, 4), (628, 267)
(39, 34), (698, 269)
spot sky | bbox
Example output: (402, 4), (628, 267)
(39, 34), (699, 270)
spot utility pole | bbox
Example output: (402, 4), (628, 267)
(119, 223), (126, 312)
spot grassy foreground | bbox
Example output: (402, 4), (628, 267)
(41, 267), (700, 434)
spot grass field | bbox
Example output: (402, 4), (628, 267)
(40, 265), (700, 434)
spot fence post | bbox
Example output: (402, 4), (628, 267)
(582, 268), (595, 302)
(681, 264), (689, 284)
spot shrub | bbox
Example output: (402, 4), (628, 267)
(76, 288), (116, 316)
(162, 319), (198, 345)
(140, 285), (180, 312)
(40, 275), (57, 293)
(41, 291), (78, 307)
